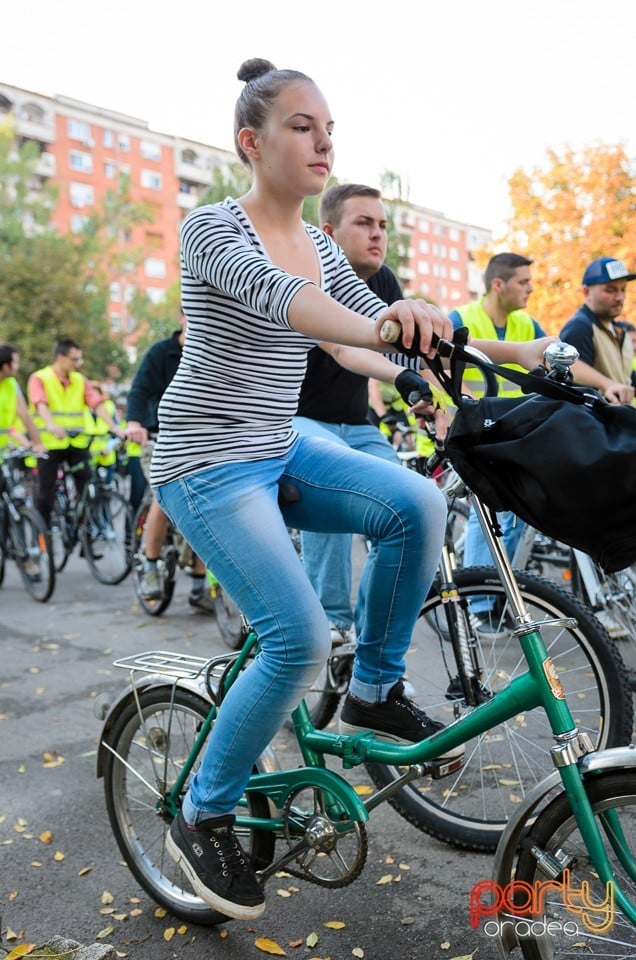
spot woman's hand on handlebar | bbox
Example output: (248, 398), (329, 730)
(374, 299), (453, 359)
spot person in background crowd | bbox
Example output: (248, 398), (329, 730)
(0, 342), (43, 453)
(294, 183), (443, 644)
(27, 338), (124, 525)
(559, 256), (636, 404)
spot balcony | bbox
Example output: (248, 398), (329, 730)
(177, 191), (198, 211)
(35, 151), (56, 177)
(18, 116), (55, 144)
(175, 158), (211, 185)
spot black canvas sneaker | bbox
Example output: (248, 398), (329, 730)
(339, 681), (464, 759)
(166, 811), (265, 920)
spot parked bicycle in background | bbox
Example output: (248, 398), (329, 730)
(0, 446), (54, 602)
(49, 432), (132, 585)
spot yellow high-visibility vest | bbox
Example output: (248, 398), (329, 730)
(0, 378), (19, 448)
(454, 300), (537, 398)
(30, 366), (93, 449)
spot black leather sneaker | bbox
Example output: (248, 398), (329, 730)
(165, 811), (265, 920)
(339, 681), (464, 759)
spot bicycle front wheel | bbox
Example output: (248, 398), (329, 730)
(131, 499), (176, 616)
(511, 770), (636, 959)
(366, 567), (633, 852)
(11, 504), (55, 602)
(82, 489), (132, 585)
(102, 686), (275, 925)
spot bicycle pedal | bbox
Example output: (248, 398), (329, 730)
(427, 754), (464, 780)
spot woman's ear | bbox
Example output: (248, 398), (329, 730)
(237, 127), (259, 163)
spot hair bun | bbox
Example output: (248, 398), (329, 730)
(237, 58), (276, 83)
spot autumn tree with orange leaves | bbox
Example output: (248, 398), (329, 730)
(483, 143), (636, 335)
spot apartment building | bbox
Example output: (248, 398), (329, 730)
(396, 203), (491, 306)
(0, 80), (491, 351)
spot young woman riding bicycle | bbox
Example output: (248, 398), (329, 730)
(149, 56), (554, 922)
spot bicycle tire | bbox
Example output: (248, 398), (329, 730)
(131, 500), (177, 616)
(82, 489), (132, 585)
(102, 686), (275, 925)
(366, 566), (633, 852)
(511, 770), (636, 958)
(0, 524), (6, 586)
(571, 554), (636, 685)
(213, 587), (246, 650)
(50, 489), (73, 573)
(11, 503), (55, 602)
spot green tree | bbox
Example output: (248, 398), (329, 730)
(0, 116), (127, 385)
(379, 170), (411, 282)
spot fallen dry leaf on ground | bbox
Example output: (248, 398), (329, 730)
(254, 936), (287, 955)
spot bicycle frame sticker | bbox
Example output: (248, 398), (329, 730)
(469, 874), (615, 938)
(542, 657), (566, 700)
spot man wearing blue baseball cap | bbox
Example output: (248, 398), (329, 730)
(560, 256), (636, 404)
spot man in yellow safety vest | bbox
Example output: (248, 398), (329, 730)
(27, 338), (125, 525)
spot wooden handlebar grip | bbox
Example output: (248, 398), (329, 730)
(380, 320), (402, 344)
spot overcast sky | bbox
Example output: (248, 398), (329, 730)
(4, 0), (635, 232)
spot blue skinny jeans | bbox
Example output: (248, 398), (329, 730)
(292, 416), (400, 637)
(154, 434), (446, 820)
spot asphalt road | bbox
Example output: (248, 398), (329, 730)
(1, 548), (510, 960)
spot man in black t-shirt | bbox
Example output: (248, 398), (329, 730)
(294, 184), (412, 646)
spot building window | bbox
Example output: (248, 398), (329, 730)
(418, 261), (430, 275)
(109, 312), (121, 332)
(118, 134), (130, 152)
(141, 139), (162, 161)
(70, 214), (90, 233)
(449, 227), (460, 242)
(103, 129), (114, 148)
(145, 257), (166, 278)
(450, 267), (461, 281)
(104, 160), (116, 178)
(68, 119), (91, 144)
(69, 150), (93, 173)
(69, 182), (94, 208)
(109, 282), (121, 302)
(418, 240), (429, 254)
(450, 247), (459, 261)
(146, 287), (167, 305)
(418, 218), (430, 232)
(141, 169), (162, 190)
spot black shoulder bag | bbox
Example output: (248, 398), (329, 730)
(427, 330), (636, 574)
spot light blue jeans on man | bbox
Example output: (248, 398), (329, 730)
(293, 416), (400, 638)
(154, 434), (446, 820)
(463, 506), (525, 614)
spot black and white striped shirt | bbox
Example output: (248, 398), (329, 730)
(150, 198), (389, 485)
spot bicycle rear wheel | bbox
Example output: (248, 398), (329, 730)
(511, 770), (636, 958)
(82, 489), (132, 585)
(11, 503), (55, 602)
(366, 567), (633, 852)
(101, 686), (275, 925)
(571, 555), (636, 686)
